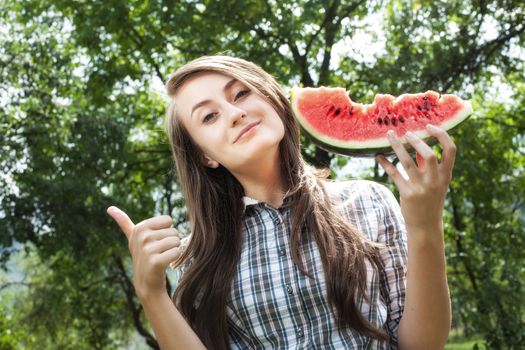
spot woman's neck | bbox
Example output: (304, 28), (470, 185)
(232, 151), (286, 208)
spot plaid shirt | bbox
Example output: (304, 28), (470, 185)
(174, 180), (407, 349)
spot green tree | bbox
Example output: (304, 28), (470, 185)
(1, 0), (523, 348)
(0, 308), (20, 350)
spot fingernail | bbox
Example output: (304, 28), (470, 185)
(405, 131), (415, 138)
(387, 130), (395, 139)
(426, 124), (439, 131)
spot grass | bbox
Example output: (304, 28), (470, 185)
(445, 329), (486, 350)
(445, 339), (486, 350)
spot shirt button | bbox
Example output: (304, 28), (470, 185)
(273, 216), (281, 225)
(279, 248), (286, 257)
(297, 329), (304, 337)
(286, 285), (293, 295)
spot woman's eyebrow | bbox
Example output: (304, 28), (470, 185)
(190, 78), (238, 119)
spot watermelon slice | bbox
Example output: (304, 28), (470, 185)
(291, 87), (472, 156)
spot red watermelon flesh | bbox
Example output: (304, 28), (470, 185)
(291, 87), (472, 156)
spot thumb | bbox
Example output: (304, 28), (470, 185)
(107, 206), (135, 240)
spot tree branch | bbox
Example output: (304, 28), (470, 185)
(449, 188), (479, 292)
(127, 27), (166, 84)
(78, 274), (120, 292)
(337, 0), (366, 24)
(304, 0), (339, 54)
(442, 23), (525, 91)
(112, 254), (159, 350)
(318, 0), (340, 85)
(0, 281), (31, 291)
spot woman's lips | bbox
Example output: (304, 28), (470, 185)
(234, 121), (261, 143)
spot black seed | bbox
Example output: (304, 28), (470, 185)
(392, 117), (397, 126)
(417, 105), (422, 111)
(384, 118), (389, 126)
(378, 117), (383, 125)
(399, 117), (405, 123)
(348, 107), (354, 116)
(335, 108), (341, 115)
(423, 96), (428, 100)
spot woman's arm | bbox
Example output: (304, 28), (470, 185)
(107, 207), (206, 350)
(397, 224), (450, 349)
(376, 125), (454, 349)
(140, 290), (206, 350)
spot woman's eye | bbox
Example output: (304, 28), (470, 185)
(235, 90), (249, 100)
(203, 113), (216, 123)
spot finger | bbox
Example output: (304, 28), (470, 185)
(404, 131), (439, 179)
(416, 152), (425, 172)
(107, 206), (135, 240)
(425, 124), (457, 174)
(387, 130), (419, 179)
(135, 215), (173, 233)
(146, 236), (181, 255)
(158, 246), (183, 268)
(146, 227), (180, 242)
(375, 154), (409, 188)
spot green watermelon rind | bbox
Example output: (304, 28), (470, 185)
(291, 87), (473, 157)
(299, 121), (464, 157)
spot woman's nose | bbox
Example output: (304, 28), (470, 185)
(225, 103), (247, 126)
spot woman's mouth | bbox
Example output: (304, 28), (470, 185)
(234, 121), (261, 143)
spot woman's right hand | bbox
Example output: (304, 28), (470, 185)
(107, 206), (182, 300)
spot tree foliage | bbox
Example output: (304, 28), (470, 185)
(1, 0), (524, 348)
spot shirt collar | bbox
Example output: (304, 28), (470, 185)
(242, 196), (261, 207)
(242, 189), (293, 212)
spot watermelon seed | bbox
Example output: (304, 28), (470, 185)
(399, 117), (405, 123)
(392, 117), (397, 126)
(416, 105), (422, 111)
(335, 108), (341, 115)
(377, 117), (383, 125)
(423, 96), (428, 100)
(384, 118), (389, 126)
(348, 107), (354, 116)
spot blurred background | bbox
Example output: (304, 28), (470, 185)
(1, 0), (524, 349)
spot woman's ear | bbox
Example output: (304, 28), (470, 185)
(202, 155), (220, 168)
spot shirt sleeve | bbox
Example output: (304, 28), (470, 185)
(368, 181), (408, 348)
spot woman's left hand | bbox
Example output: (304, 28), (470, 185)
(375, 124), (456, 233)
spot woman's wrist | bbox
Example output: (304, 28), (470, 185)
(405, 222), (445, 249)
(136, 285), (170, 304)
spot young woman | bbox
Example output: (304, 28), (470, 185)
(107, 55), (453, 350)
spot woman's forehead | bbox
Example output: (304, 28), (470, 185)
(173, 72), (240, 122)
(179, 72), (237, 92)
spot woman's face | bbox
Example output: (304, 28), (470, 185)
(174, 72), (285, 173)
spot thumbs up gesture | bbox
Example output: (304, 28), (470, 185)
(107, 206), (182, 300)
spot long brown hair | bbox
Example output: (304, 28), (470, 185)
(165, 55), (387, 348)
